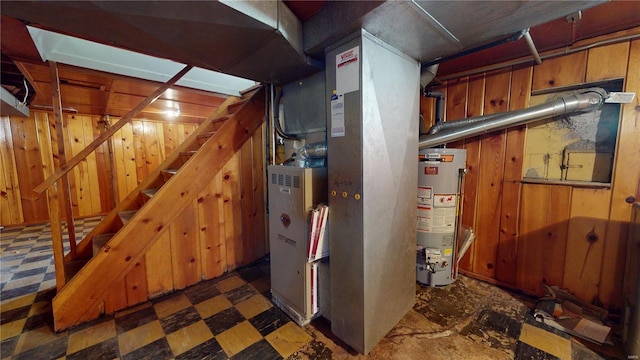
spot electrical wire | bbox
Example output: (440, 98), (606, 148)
(273, 88), (298, 140)
(20, 78), (29, 107)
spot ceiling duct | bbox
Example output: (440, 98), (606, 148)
(2, 1), (604, 86)
(0, 86), (29, 117)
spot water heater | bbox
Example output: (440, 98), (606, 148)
(416, 148), (466, 286)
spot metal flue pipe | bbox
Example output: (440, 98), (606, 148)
(419, 88), (607, 149)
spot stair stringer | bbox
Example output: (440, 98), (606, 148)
(52, 86), (266, 331)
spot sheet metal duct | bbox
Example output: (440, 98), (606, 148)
(2, 1), (605, 86)
(0, 86), (29, 117)
(419, 89), (608, 149)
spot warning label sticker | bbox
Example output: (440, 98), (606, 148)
(417, 186), (432, 206)
(416, 206), (431, 233)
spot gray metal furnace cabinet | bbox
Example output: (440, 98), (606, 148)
(325, 30), (419, 354)
(268, 165), (328, 326)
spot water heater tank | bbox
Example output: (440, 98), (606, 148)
(416, 148), (466, 286)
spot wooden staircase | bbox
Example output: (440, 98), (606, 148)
(52, 86), (266, 331)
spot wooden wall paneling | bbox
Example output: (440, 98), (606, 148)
(240, 139), (257, 263)
(145, 231), (174, 297)
(183, 124), (197, 141)
(516, 184), (571, 295)
(34, 112), (59, 233)
(472, 70), (510, 278)
(170, 203), (202, 290)
(603, 39), (640, 310)
(82, 116), (102, 215)
(94, 116), (116, 213)
(112, 127), (128, 203)
(563, 188), (611, 304)
(10, 116), (48, 222)
(124, 257), (148, 306)
(121, 123), (138, 197)
(143, 121), (161, 175)
(252, 123), (267, 258)
(222, 152), (243, 270)
(445, 78), (467, 149)
(104, 279), (128, 314)
(420, 96), (436, 131)
(0, 117), (24, 225)
(495, 66), (532, 285)
(61, 116), (80, 218)
(35, 113), (55, 179)
(155, 122), (167, 162)
(131, 121), (148, 184)
(163, 123), (178, 157)
(198, 174), (225, 279)
(68, 116), (95, 216)
(586, 42), (630, 82)
(458, 74), (485, 271)
(531, 51), (587, 91)
(215, 172), (228, 273)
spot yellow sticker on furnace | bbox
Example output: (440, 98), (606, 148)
(444, 248), (452, 256)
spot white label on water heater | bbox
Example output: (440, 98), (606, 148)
(416, 206), (431, 233)
(417, 186), (432, 206)
(430, 194), (457, 234)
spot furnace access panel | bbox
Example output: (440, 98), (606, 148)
(268, 165), (327, 326)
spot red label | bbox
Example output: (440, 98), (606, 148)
(425, 167), (438, 175)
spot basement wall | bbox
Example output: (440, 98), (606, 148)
(422, 37), (640, 311)
(0, 114), (201, 225)
(0, 112), (268, 301)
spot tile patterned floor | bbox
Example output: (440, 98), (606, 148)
(0, 220), (616, 360)
(0, 219), (311, 359)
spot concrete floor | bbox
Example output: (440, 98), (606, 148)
(290, 274), (620, 360)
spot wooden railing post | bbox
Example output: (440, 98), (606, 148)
(47, 182), (67, 290)
(49, 61), (77, 256)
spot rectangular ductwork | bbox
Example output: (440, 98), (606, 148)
(0, 86), (29, 117)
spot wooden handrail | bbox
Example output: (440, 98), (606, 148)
(33, 65), (193, 194)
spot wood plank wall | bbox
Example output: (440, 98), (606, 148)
(426, 39), (640, 311)
(0, 113), (198, 225)
(1, 108), (269, 300)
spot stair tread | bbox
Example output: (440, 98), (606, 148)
(197, 132), (216, 138)
(93, 233), (116, 241)
(92, 233), (115, 256)
(141, 188), (159, 197)
(118, 209), (138, 224)
(64, 259), (89, 282)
